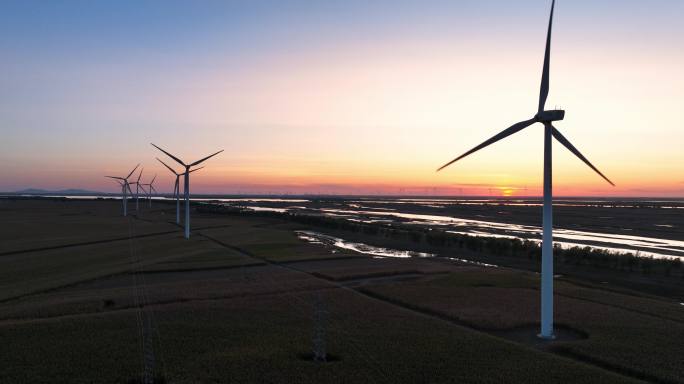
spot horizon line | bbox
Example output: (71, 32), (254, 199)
(2, 191), (683, 200)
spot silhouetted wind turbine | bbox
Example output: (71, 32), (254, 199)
(141, 175), (158, 208)
(157, 158), (204, 225)
(129, 167), (144, 212)
(105, 164), (140, 217)
(151, 144), (223, 239)
(436, 0), (614, 339)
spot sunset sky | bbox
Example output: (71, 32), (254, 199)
(1, 0), (683, 197)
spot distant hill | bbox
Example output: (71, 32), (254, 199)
(10, 188), (107, 195)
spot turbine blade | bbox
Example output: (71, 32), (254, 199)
(437, 119), (536, 172)
(151, 143), (186, 167)
(156, 157), (178, 175)
(189, 166), (204, 174)
(151, 174), (157, 184)
(551, 126), (615, 186)
(538, 0), (555, 113)
(126, 164), (140, 180)
(189, 149), (224, 167)
(137, 168), (143, 183)
(126, 182), (134, 195)
(105, 176), (124, 180)
(151, 185), (157, 193)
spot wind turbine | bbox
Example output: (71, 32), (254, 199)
(436, 0), (614, 339)
(157, 158), (204, 225)
(105, 164), (140, 217)
(129, 167), (144, 212)
(140, 175), (157, 208)
(151, 144), (223, 239)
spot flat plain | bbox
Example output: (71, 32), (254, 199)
(0, 197), (682, 383)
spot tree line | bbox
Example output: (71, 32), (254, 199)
(198, 204), (683, 277)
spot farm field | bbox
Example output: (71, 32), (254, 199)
(0, 198), (681, 383)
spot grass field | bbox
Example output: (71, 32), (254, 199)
(0, 197), (680, 383)
(0, 289), (641, 384)
(363, 270), (684, 383)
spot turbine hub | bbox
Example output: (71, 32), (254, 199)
(535, 109), (565, 122)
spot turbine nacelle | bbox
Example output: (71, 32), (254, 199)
(535, 109), (565, 122)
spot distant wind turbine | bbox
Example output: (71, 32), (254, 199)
(105, 164), (140, 217)
(156, 158), (203, 225)
(140, 175), (157, 208)
(151, 144), (223, 239)
(129, 167), (144, 212)
(436, 0), (614, 339)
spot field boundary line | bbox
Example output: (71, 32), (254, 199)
(555, 291), (684, 326)
(0, 230), (181, 257)
(0, 285), (339, 326)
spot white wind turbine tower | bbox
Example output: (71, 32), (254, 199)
(129, 167), (144, 212)
(140, 175), (157, 208)
(105, 164), (140, 217)
(157, 158), (204, 225)
(110, 179), (126, 201)
(437, 0), (614, 339)
(151, 143), (223, 239)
